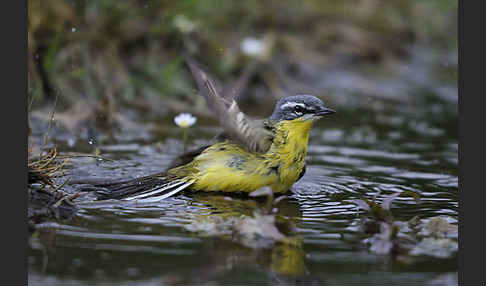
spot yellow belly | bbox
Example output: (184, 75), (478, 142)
(182, 143), (280, 192)
(167, 118), (313, 193)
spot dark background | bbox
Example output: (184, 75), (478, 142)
(28, 0), (457, 123)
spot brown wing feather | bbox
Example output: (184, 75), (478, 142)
(185, 58), (274, 153)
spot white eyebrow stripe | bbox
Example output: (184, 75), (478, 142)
(280, 102), (306, 109)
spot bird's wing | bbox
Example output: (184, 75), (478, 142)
(185, 58), (274, 153)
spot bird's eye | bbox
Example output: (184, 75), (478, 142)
(294, 105), (304, 114)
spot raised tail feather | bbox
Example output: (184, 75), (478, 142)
(93, 175), (194, 202)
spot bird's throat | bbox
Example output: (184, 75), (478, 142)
(270, 118), (313, 152)
(265, 118), (313, 191)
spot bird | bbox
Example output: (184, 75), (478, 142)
(93, 59), (335, 202)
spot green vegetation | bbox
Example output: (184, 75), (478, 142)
(28, 0), (457, 114)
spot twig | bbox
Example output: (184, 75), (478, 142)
(52, 176), (71, 193)
(52, 192), (80, 208)
(56, 154), (115, 162)
(40, 94), (59, 161)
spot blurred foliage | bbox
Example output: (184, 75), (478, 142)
(28, 0), (457, 114)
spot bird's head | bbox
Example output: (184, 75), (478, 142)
(269, 95), (335, 122)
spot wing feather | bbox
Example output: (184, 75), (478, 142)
(185, 58), (274, 153)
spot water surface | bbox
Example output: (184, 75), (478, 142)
(28, 71), (457, 286)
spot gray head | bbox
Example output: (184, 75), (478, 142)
(269, 95), (335, 121)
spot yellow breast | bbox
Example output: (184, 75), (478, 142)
(264, 118), (313, 192)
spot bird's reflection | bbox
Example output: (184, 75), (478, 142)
(184, 191), (308, 278)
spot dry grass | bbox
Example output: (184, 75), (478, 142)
(28, 147), (70, 189)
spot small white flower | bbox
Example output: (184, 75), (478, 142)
(173, 14), (196, 34)
(241, 37), (265, 57)
(174, 113), (197, 128)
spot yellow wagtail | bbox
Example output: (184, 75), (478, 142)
(95, 60), (335, 202)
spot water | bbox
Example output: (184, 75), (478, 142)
(28, 76), (457, 285)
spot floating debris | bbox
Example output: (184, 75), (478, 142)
(184, 210), (288, 249)
(235, 211), (286, 249)
(419, 217), (458, 239)
(409, 237), (458, 259)
(184, 191), (296, 249)
(351, 192), (457, 259)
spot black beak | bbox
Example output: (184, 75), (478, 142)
(315, 107), (336, 116)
